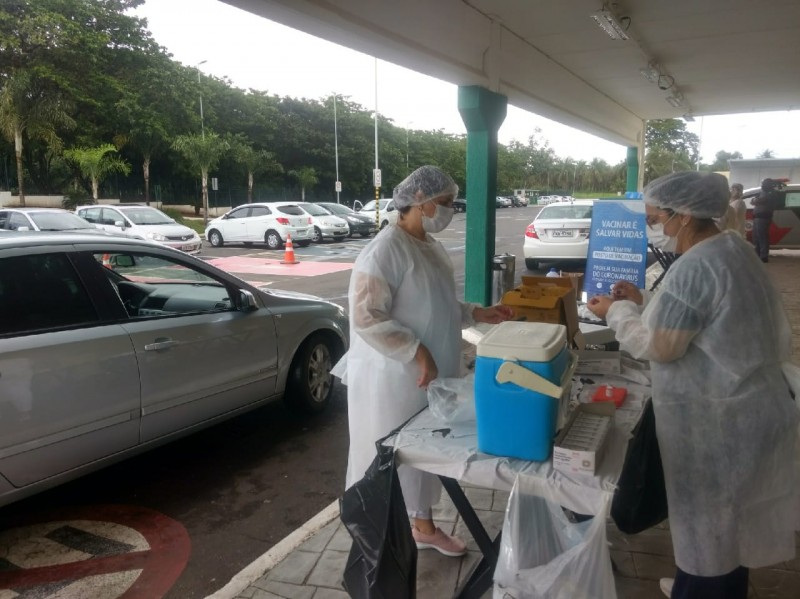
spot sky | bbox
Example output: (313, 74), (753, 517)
(132, 0), (800, 165)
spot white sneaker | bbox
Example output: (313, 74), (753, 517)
(659, 577), (674, 598)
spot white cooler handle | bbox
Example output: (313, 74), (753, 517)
(494, 351), (578, 399)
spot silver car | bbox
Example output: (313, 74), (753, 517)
(0, 233), (348, 507)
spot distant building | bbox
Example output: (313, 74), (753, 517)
(728, 158), (800, 189)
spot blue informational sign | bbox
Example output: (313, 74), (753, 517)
(584, 201), (648, 296)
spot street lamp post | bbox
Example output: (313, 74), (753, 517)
(195, 60), (207, 138)
(333, 94), (340, 203)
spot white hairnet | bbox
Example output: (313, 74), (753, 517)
(643, 172), (729, 218)
(392, 165), (459, 209)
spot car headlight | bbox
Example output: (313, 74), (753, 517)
(146, 232), (168, 241)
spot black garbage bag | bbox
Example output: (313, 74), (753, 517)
(611, 398), (668, 534)
(340, 442), (417, 598)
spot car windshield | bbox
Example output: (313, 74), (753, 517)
(29, 212), (95, 230)
(361, 199), (390, 212)
(323, 203), (353, 215)
(538, 205), (593, 220)
(276, 205), (305, 216)
(121, 208), (175, 225)
(300, 203), (332, 216)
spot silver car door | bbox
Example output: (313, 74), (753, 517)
(0, 250), (140, 487)
(106, 251), (279, 443)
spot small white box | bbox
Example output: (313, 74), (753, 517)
(553, 402), (615, 475)
(574, 350), (621, 375)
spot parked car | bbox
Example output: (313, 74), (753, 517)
(277, 202), (349, 243)
(355, 198), (399, 229)
(0, 232), (348, 507)
(523, 200), (594, 269)
(496, 196), (512, 208)
(354, 198), (391, 213)
(317, 202), (377, 237)
(0, 207), (109, 234)
(77, 204), (202, 254)
(511, 195), (529, 207)
(204, 203), (312, 249)
(742, 183), (800, 248)
(453, 198), (467, 213)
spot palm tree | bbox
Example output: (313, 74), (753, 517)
(0, 72), (75, 205)
(63, 144), (131, 200)
(288, 166), (318, 201)
(229, 138), (283, 203)
(172, 132), (229, 225)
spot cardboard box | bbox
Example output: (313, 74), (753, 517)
(553, 402), (615, 475)
(575, 350), (621, 375)
(560, 271), (584, 293)
(501, 275), (579, 342)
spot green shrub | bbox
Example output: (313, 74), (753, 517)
(62, 189), (91, 210)
(161, 207), (186, 224)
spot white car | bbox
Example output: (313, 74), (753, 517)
(0, 207), (108, 234)
(743, 182), (800, 248)
(77, 204), (202, 254)
(205, 203), (312, 249)
(356, 198), (399, 229)
(277, 202), (349, 243)
(523, 200), (594, 269)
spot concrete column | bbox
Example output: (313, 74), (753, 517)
(626, 146), (639, 193)
(458, 85), (507, 305)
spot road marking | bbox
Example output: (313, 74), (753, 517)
(206, 256), (353, 277)
(0, 505), (190, 599)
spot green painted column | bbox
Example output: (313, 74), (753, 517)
(458, 86), (507, 305)
(626, 146), (639, 193)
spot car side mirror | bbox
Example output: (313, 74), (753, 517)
(114, 220), (126, 228)
(238, 289), (259, 312)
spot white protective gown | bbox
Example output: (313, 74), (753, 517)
(607, 231), (799, 576)
(333, 225), (476, 516)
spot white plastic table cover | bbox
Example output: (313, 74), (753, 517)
(390, 368), (651, 516)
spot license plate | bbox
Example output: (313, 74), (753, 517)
(295, 230), (307, 237)
(182, 244), (198, 251)
(551, 229), (573, 238)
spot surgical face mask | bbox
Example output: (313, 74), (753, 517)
(422, 203), (454, 233)
(647, 213), (678, 252)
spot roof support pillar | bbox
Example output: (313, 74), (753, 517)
(458, 85), (507, 305)
(626, 146), (640, 193)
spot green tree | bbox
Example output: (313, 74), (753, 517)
(644, 119), (700, 184)
(0, 72), (75, 205)
(708, 150), (743, 172)
(228, 135), (283, 203)
(172, 131), (229, 224)
(63, 143), (131, 200)
(757, 149), (775, 159)
(288, 166), (318, 201)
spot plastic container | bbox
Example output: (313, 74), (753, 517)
(475, 321), (570, 461)
(546, 267), (560, 278)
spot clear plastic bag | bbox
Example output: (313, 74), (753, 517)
(493, 475), (615, 599)
(427, 374), (476, 423)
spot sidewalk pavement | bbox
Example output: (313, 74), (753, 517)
(211, 250), (800, 599)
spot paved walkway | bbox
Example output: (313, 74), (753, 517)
(211, 250), (800, 599)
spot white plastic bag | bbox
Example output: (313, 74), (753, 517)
(427, 374), (476, 423)
(493, 475), (616, 599)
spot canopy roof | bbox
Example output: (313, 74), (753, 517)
(224, 0), (800, 147)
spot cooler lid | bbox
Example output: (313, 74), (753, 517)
(476, 321), (566, 361)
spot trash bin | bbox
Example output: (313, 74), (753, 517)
(492, 253), (516, 304)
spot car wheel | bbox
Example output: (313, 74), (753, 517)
(208, 229), (224, 247)
(265, 230), (283, 250)
(311, 227), (323, 243)
(525, 258), (540, 270)
(286, 333), (340, 414)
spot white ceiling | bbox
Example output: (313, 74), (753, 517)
(223, 0), (800, 148)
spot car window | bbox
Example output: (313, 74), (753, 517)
(300, 203), (331, 216)
(28, 212), (94, 231)
(250, 206), (270, 217)
(100, 208), (124, 226)
(786, 192), (800, 208)
(0, 253), (99, 335)
(538, 205), (593, 219)
(0, 211), (7, 230)
(97, 252), (235, 318)
(276, 205), (305, 216)
(119, 207), (174, 225)
(227, 207), (249, 219)
(322, 204), (348, 215)
(80, 207), (102, 224)
(8, 212), (31, 230)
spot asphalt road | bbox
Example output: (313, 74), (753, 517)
(0, 205), (581, 599)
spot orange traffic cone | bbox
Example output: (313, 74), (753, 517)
(102, 253), (113, 269)
(280, 234), (299, 264)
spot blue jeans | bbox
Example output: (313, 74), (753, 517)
(671, 565), (748, 599)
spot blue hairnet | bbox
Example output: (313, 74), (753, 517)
(392, 165), (459, 209)
(643, 172), (729, 218)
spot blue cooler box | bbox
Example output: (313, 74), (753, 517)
(475, 321), (569, 461)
